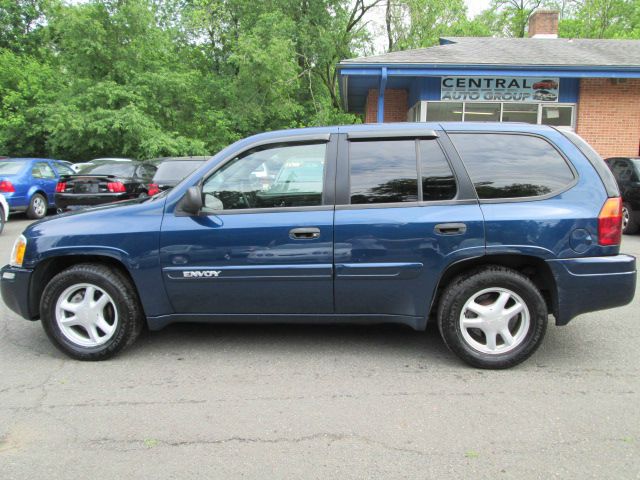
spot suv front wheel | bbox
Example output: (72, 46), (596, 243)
(40, 264), (144, 360)
(437, 266), (547, 369)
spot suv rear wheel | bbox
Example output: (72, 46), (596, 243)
(40, 264), (144, 360)
(437, 266), (547, 369)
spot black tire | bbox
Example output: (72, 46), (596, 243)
(0, 205), (5, 234)
(26, 193), (47, 219)
(437, 266), (547, 369)
(40, 263), (144, 360)
(622, 203), (639, 235)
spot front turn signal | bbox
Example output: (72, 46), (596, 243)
(10, 235), (27, 267)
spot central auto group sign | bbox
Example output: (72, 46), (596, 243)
(441, 76), (560, 102)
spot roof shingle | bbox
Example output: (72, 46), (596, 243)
(340, 37), (640, 67)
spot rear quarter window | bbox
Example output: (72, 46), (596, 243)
(450, 133), (575, 200)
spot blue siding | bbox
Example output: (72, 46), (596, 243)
(558, 78), (579, 103)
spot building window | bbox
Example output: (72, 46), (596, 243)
(502, 104), (538, 124)
(421, 101), (575, 129)
(541, 105), (573, 127)
(464, 102), (501, 122)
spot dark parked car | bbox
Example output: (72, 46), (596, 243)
(147, 156), (209, 196)
(605, 157), (640, 234)
(1, 123), (636, 368)
(55, 161), (157, 211)
(0, 158), (75, 218)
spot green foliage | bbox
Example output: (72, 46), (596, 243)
(386, 0), (487, 50)
(477, 0), (640, 39)
(0, 0), (362, 160)
(558, 0), (639, 39)
(1, 0), (639, 161)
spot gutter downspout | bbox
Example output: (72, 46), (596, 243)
(377, 67), (387, 123)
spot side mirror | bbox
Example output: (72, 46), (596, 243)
(180, 185), (203, 215)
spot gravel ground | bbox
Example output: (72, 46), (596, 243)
(1, 216), (639, 479)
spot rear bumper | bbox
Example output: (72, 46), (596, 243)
(547, 255), (636, 325)
(55, 192), (132, 210)
(1, 265), (37, 320)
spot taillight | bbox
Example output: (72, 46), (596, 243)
(107, 182), (126, 193)
(0, 180), (15, 192)
(598, 197), (623, 246)
(55, 182), (66, 193)
(148, 183), (160, 196)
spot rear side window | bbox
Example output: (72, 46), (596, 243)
(450, 133), (575, 199)
(32, 162), (56, 179)
(349, 140), (418, 204)
(420, 140), (457, 201)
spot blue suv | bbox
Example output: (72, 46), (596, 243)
(1, 123), (636, 368)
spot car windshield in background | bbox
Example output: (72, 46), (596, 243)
(79, 163), (136, 176)
(0, 161), (26, 175)
(631, 159), (640, 174)
(153, 161), (204, 183)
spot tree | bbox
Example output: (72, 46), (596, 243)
(557, 0), (639, 38)
(0, 0), (55, 54)
(478, 0), (545, 37)
(385, 0), (483, 50)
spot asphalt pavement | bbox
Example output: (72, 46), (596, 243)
(1, 216), (639, 479)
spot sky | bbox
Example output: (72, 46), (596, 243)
(465, 0), (493, 18)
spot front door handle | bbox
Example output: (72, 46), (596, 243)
(289, 227), (321, 240)
(434, 223), (467, 235)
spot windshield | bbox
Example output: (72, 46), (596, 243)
(0, 161), (26, 175)
(631, 159), (640, 174)
(153, 161), (204, 183)
(79, 163), (137, 176)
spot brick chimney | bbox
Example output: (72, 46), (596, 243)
(528, 10), (559, 38)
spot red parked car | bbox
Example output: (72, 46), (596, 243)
(533, 80), (559, 90)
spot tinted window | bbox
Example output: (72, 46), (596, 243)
(0, 162), (26, 175)
(153, 161), (204, 183)
(450, 133), (574, 199)
(136, 164), (156, 179)
(420, 140), (456, 201)
(55, 163), (74, 175)
(203, 143), (326, 210)
(349, 140), (418, 204)
(80, 163), (137, 176)
(609, 159), (637, 182)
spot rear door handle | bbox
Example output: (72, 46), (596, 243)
(434, 223), (467, 235)
(289, 227), (321, 240)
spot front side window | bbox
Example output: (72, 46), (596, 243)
(450, 133), (575, 199)
(349, 140), (418, 204)
(202, 142), (326, 210)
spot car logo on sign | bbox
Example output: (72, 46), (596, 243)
(183, 270), (222, 278)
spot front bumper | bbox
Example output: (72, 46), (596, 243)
(55, 192), (132, 210)
(547, 255), (637, 325)
(1, 265), (37, 320)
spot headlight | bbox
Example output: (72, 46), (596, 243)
(10, 235), (27, 267)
